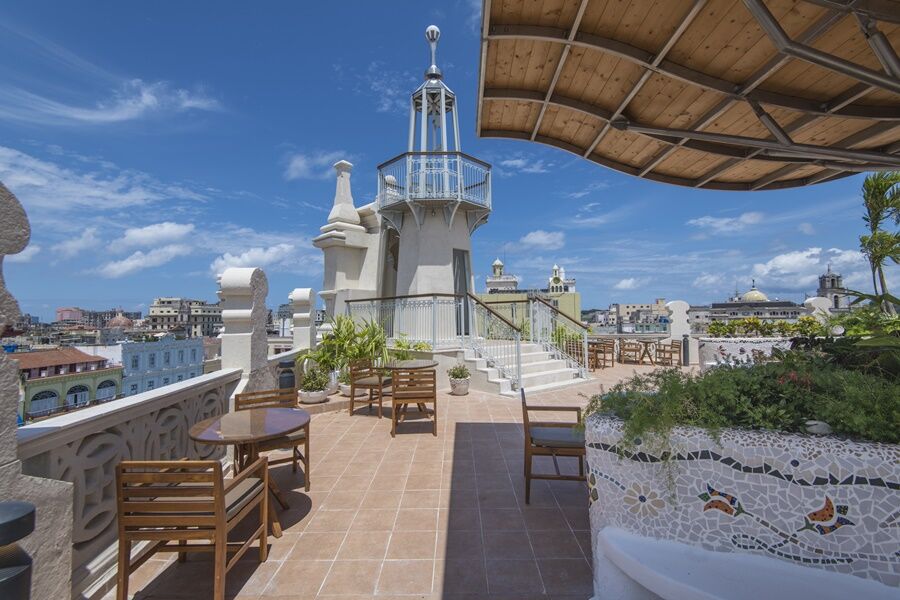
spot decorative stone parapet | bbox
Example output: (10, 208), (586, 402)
(698, 336), (791, 371)
(585, 415), (900, 594)
(289, 287), (316, 350)
(17, 368), (242, 598)
(218, 267), (275, 394)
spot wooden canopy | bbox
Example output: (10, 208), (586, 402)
(475, 0), (900, 190)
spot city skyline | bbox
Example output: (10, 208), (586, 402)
(2, 1), (895, 323)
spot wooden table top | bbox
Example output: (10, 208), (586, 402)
(383, 359), (438, 370)
(189, 407), (310, 445)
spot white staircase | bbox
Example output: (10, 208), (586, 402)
(462, 342), (586, 396)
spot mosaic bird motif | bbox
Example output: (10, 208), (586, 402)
(698, 484), (745, 517)
(799, 496), (854, 535)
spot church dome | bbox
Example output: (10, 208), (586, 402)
(106, 314), (133, 328)
(741, 286), (769, 302)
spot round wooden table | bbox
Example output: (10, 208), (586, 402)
(382, 358), (439, 370)
(636, 339), (656, 365)
(189, 407), (310, 538)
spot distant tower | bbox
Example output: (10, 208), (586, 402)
(817, 264), (849, 310)
(377, 25), (492, 298)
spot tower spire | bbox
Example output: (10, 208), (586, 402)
(425, 25), (442, 80)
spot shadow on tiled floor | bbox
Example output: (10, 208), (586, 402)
(105, 383), (604, 599)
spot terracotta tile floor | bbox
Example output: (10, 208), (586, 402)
(108, 365), (678, 599)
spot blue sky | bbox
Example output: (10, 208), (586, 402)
(2, 1), (894, 322)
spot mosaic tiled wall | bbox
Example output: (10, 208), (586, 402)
(586, 416), (900, 589)
(697, 337), (792, 371)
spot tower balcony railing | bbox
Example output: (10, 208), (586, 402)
(377, 151), (491, 211)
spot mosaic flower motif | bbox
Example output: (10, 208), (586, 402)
(588, 473), (599, 504)
(699, 484), (745, 517)
(623, 483), (665, 517)
(798, 496), (854, 535)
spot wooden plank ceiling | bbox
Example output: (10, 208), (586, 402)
(476, 0), (900, 190)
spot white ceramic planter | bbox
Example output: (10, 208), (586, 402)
(339, 383), (367, 397)
(327, 370), (339, 395)
(298, 389), (328, 404)
(449, 377), (470, 396)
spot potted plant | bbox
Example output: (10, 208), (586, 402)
(448, 363), (471, 396)
(298, 367), (330, 404)
(337, 370), (367, 397)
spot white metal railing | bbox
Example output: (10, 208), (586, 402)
(346, 294), (465, 349)
(377, 151), (491, 210)
(16, 368), (242, 598)
(468, 295), (522, 388)
(530, 297), (589, 377)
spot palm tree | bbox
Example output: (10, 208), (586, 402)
(860, 172), (900, 308)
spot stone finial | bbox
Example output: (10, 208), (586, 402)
(289, 288), (316, 350)
(327, 160), (361, 225)
(0, 182), (30, 330)
(218, 267), (274, 392)
(804, 296), (832, 323)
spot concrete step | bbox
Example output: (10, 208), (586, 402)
(519, 359), (571, 375)
(519, 367), (580, 388)
(503, 376), (591, 397)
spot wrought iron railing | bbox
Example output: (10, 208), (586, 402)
(377, 152), (491, 210)
(466, 294), (522, 388)
(529, 296), (589, 377)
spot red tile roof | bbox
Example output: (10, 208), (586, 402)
(10, 347), (106, 370)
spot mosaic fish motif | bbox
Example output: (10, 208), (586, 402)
(698, 484), (745, 517)
(799, 496), (854, 535)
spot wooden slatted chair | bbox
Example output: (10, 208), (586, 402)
(115, 458), (268, 600)
(390, 368), (437, 437)
(590, 340), (615, 369)
(349, 359), (391, 418)
(620, 340), (642, 364)
(234, 388), (310, 491)
(521, 388), (585, 504)
(655, 340), (683, 367)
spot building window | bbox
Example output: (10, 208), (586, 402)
(149, 354), (156, 368)
(147, 380), (155, 390)
(178, 350), (184, 363)
(177, 374), (183, 382)
(189, 372), (196, 378)
(163, 377), (170, 385)
(131, 356), (139, 370)
(163, 351), (170, 366)
(129, 384), (138, 394)
(191, 348), (197, 362)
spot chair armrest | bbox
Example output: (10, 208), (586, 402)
(225, 456), (268, 493)
(531, 421), (581, 428)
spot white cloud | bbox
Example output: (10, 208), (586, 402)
(283, 151), (347, 180)
(566, 181), (611, 199)
(613, 278), (643, 290)
(502, 230), (565, 252)
(96, 244), (191, 278)
(692, 273), (724, 288)
(209, 243), (296, 275)
(751, 247), (870, 292)
(797, 222), (815, 235)
(111, 222), (194, 252)
(498, 157), (551, 174)
(687, 211), (764, 234)
(7, 244), (41, 263)
(0, 145), (206, 216)
(51, 227), (99, 259)
(0, 79), (221, 126)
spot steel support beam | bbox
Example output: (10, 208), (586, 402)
(855, 13), (900, 77)
(530, 0), (589, 140)
(743, 0), (900, 95)
(802, 0), (900, 25)
(583, 0), (707, 157)
(475, 0), (492, 138)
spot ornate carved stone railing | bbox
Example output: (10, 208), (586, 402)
(16, 368), (242, 599)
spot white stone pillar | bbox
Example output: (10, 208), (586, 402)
(0, 181), (74, 600)
(665, 300), (697, 365)
(218, 267), (275, 394)
(804, 296), (832, 324)
(289, 287), (316, 350)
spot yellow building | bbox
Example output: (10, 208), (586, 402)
(481, 260), (581, 323)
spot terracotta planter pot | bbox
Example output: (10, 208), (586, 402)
(298, 389), (328, 404)
(449, 377), (470, 396)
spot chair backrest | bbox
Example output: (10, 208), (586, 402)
(116, 460), (224, 531)
(350, 359), (374, 379)
(520, 388), (531, 434)
(392, 369), (436, 402)
(235, 388), (297, 411)
(623, 341), (641, 352)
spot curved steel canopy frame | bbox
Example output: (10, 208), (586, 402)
(475, 0), (900, 190)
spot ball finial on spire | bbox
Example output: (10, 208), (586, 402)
(425, 25), (442, 79)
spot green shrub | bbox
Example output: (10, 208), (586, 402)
(448, 363), (470, 379)
(585, 352), (900, 445)
(300, 367), (330, 392)
(391, 334), (432, 360)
